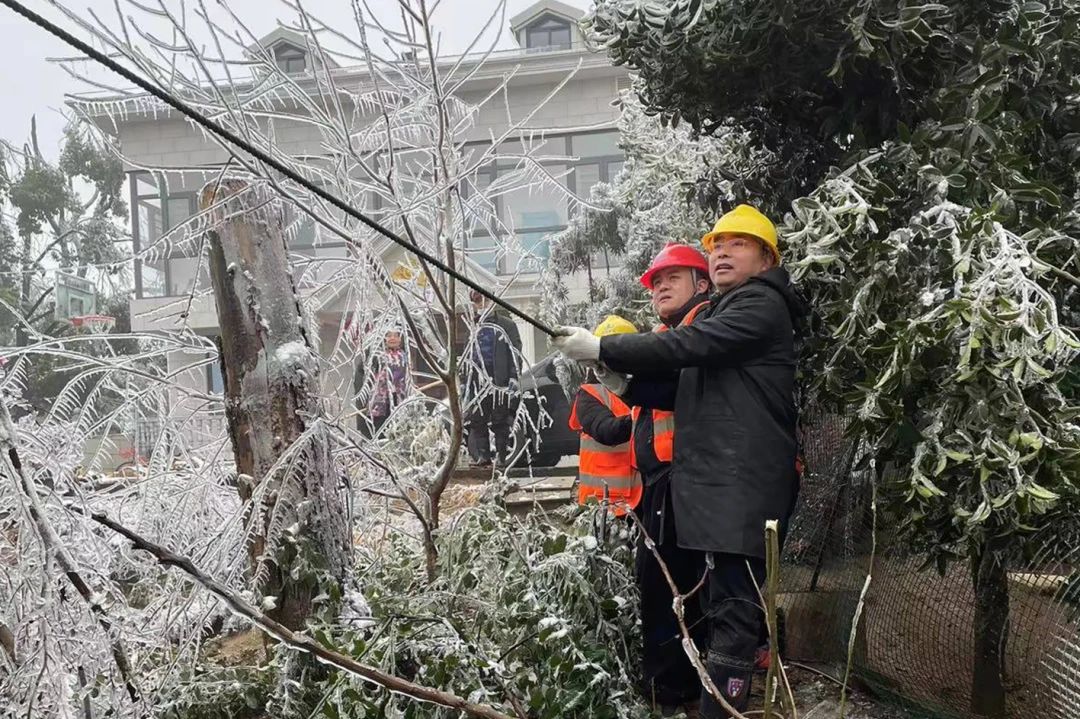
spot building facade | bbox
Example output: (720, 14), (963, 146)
(94, 0), (628, 429)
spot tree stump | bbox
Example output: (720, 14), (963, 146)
(200, 179), (349, 630)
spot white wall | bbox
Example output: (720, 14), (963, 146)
(115, 66), (625, 171)
(123, 53), (627, 368)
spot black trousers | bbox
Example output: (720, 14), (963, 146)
(699, 552), (767, 718)
(465, 394), (512, 465)
(635, 477), (707, 706)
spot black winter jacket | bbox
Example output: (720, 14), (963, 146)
(628, 293), (711, 485)
(465, 310), (523, 388)
(600, 268), (803, 558)
(572, 388), (632, 446)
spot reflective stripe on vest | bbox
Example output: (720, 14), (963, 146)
(631, 300), (710, 467)
(580, 435), (631, 455)
(569, 383), (641, 515)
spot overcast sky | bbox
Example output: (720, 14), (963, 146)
(0, 0), (588, 158)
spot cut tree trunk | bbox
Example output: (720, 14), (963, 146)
(971, 543), (1009, 718)
(200, 179), (350, 630)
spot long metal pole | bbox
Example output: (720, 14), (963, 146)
(0, 0), (559, 337)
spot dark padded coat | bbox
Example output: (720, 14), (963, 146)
(464, 310), (522, 388)
(573, 388), (633, 446)
(601, 268), (803, 558)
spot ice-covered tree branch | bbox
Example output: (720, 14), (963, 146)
(89, 509), (518, 719)
(0, 393), (141, 705)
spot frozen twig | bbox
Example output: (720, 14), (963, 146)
(622, 505), (749, 719)
(0, 394), (141, 705)
(840, 463), (877, 718)
(89, 509), (518, 719)
(1032, 254), (1080, 290)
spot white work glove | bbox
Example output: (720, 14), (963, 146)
(594, 363), (629, 396)
(552, 326), (601, 361)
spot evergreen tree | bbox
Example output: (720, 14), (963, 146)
(585, 2), (1080, 714)
(0, 119), (131, 415)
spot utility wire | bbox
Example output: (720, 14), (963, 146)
(0, 0), (559, 337)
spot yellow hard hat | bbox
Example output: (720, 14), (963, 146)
(593, 315), (637, 337)
(701, 204), (780, 262)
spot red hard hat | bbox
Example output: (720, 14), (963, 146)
(639, 243), (709, 289)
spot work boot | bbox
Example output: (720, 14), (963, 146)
(700, 665), (752, 718)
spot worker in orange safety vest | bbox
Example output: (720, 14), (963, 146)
(562, 244), (713, 714)
(568, 314), (641, 516)
(553, 208), (804, 718)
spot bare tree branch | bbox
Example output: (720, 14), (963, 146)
(88, 510), (518, 719)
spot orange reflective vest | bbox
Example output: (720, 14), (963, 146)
(630, 301), (710, 467)
(569, 384), (641, 515)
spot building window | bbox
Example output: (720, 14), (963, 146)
(467, 234), (500, 272)
(574, 163), (602, 197)
(133, 173), (167, 298)
(207, 358), (224, 395)
(525, 17), (572, 50)
(502, 165), (568, 274)
(274, 43), (307, 74)
(568, 132), (623, 200)
(571, 131), (620, 158)
(132, 171), (203, 298)
(463, 172), (501, 272)
(456, 131), (625, 276)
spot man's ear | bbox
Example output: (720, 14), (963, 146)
(696, 277), (711, 294)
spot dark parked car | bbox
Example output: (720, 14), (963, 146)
(510, 352), (579, 467)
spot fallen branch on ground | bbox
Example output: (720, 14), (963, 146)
(88, 511), (518, 719)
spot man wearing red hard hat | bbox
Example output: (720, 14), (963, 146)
(555, 205), (804, 718)
(618, 242), (713, 715)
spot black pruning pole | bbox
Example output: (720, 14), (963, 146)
(0, 0), (560, 338)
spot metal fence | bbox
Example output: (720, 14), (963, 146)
(133, 411), (228, 462)
(781, 412), (1080, 718)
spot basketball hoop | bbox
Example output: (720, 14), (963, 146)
(71, 314), (116, 334)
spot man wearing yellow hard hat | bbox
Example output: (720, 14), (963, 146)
(569, 315), (640, 516)
(554, 204), (803, 718)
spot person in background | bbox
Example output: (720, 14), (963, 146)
(568, 315), (640, 516)
(553, 205), (803, 718)
(367, 329), (410, 435)
(465, 288), (523, 469)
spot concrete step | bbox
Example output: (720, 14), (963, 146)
(505, 489), (575, 516)
(504, 474), (576, 516)
(507, 465), (578, 479)
(451, 464), (578, 484)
